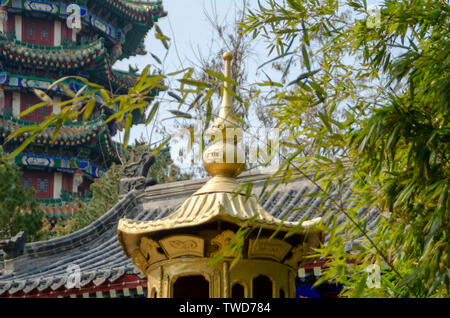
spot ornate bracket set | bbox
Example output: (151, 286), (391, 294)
(131, 231), (317, 276)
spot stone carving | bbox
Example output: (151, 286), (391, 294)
(0, 231), (26, 260)
(139, 237), (167, 264)
(248, 238), (292, 262)
(159, 235), (204, 258)
(119, 153), (157, 196)
(210, 230), (236, 258)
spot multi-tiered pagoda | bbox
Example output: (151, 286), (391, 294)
(0, 0), (166, 224)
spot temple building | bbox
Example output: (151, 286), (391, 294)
(0, 52), (380, 298)
(0, 0), (166, 224)
(0, 168), (354, 298)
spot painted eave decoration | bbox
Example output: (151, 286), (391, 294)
(0, 114), (124, 163)
(0, 34), (105, 69)
(6, 0), (166, 56)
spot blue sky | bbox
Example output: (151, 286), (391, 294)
(115, 0), (249, 74)
(114, 0), (263, 172)
(112, 0), (382, 175)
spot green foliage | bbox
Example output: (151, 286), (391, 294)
(3, 66), (176, 158)
(51, 163), (121, 237)
(239, 0), (449, 297)
(147, 148), (194, 183)
(0, 147), (46, 242)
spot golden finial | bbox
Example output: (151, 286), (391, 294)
(202, 51), (245, 178)
(223, 52), (232, 84)
(207, 52), (237, 134)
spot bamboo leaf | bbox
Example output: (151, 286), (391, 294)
(178, 79), (213, 89)
(257, 52), (295, 70)
(287, 69), (320, 86)
(32, 89), (53, 104)
(256, 81), (284, 88)
(205, 69), (238, 86)
(6, 132), (41, 159)
(83, 98), (96, 122)
(169, 110), (192, 119)
(302, 44), (310, 71)
(168, 91), (182, 102)
(51, 121), (62, 145)
(398, 268), (423, 288)
(150, 53), (162, 64)
(319, 112), (333, 133)
(223, 86), (243, 103)
(145, 102), (160, 125)
(17, 101), (50, 118)
(5, 125), (40, 142)
(151, 137), (171, 156)
(166, 68), (194, 77)
(204, 100), (212, 130)
(123, 113), (132, 147)
(354, 275), (367, 297)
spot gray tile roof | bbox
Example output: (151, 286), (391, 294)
(0, 171), (378, 296)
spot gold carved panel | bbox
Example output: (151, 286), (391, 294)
(131, 249), (149, 275)
(140, 237), (167, 265)
(248, 238), (292, 262)
(283, 244), (306, 268)
(210, 230), (237, 258)
(159, 235), (204, 258)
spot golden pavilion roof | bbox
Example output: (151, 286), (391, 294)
(118, 174), (321, 257)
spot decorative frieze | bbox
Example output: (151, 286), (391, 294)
(9, 1), (126, 42)
(159, 235), (204, 258)
(139, 237), (166, 265)
(24, 1), (58, 14)
(284, 244), (306, 268)
(13, 152), (107, 178)
(248, 238), (292, 262)
(131, 249), (148, 276)
(210, 230), (236, 258)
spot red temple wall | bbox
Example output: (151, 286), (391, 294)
(6, 14), (14, 33)
(62, 173), (73, 194)
(20, 93), (51, 122)
(77, 180), (91, 197)
(61, 22), (72, 42)
(3, 91), (12, 110)
(22, 17), (54, 46)
(21, 170), (54, 199)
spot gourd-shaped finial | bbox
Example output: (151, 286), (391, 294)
(202, 52), (245, 177)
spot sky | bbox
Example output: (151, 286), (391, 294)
(115, 0), (251, 75)
(112, 0), (383, 176)
(113, 0), (266, 174)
